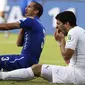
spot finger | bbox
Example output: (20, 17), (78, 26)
(56, 29), (59, 34)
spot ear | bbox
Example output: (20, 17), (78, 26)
(34, 10), (39, 15)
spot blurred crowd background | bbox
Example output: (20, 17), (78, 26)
(0, 0), (85, 37)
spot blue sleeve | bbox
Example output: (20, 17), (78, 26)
(20, 18), (33, 29)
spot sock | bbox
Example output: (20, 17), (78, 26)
(1, 67), (34, 80)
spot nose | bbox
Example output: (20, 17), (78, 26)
(55, 26), (58, 29)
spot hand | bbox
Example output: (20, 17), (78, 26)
(54, 28), (64, 42)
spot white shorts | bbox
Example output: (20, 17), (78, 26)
(41, 64), (85, 85)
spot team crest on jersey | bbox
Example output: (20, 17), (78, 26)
(67, 34), (71, 41)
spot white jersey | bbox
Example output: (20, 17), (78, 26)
(65, 26), (85, 69)
(41, 26), (85, 85)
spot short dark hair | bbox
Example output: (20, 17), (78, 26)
(55, 11), (77, 26)
(33, 1), (43, 18)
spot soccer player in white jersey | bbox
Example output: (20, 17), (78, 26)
(0, 11), (85, 85)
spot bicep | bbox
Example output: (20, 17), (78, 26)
(64, 30), (78, 60)
(7, 22), (20, 30)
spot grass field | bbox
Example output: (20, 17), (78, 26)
(0, 33), (74, 85)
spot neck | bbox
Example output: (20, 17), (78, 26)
(67, 25), (76, 32)
(27, 16), (34, 19)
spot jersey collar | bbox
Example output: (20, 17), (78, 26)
(34, 16), (39, 19)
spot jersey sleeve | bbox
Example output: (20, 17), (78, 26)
(19, 18), (33, 30)
(65, 29), (78, 50)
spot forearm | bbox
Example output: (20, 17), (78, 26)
(59, 38), (67, 61)
(16, 29), (24, 46)
(0, 22), (20, 30)
(60, 41), (70, 65)
(59, 38), (72, 62)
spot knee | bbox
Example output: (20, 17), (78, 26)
(31, 64), (42, 77)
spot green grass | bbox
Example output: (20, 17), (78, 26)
(0, 33), (74, 85)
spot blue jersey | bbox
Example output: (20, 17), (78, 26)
(19, 16), (45, 67)
(0, 16), (45, 71)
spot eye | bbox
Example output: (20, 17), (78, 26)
(57, 22), (59, 25)
(28, 5), (31, 8)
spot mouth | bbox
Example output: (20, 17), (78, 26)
(56, 27), (62, 33)
(57, 27), (67, 36)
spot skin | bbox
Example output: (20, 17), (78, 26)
(32, 64), (42, 77)
(0, 2), (40, 46)
(0, 12), (4, 18)
(0, 2), (42, 77)
(16, 29), (24, 46)
(54, 20), (75, 64)
(25, 2), (39, 18)
(31, 20), (75, 77)
(0, 3), (75, 77)
(17, 2), (39, 46)
(0, 2), (39, 30)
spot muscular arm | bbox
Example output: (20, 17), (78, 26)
(16, 29), (24, 47)
(0, 22), (20, 30)
(54, 29), (74, 64)
(60, 38), (74, 62)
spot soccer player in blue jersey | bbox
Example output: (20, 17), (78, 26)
(7, 0), (39, 16)
(0, 1), (45, 71)
(6, 0), (39, 17)
(1, 11), (85, 85)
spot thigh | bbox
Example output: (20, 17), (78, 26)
(52, 65), (75, 84)
(0, 55), (24, 70)
(41, 64), (76, 84)
(74, 68), (85, 85)
(41, 64), (53, 82)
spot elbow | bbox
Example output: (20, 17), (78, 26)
(16, 43), (20, 46)
(63, 54), (71, 61)
(61, 51), (72, 61)
(17, 44), (23, 47)
(63, 56), (70, 61)
(16, 42), (23, 47)
(63, 56), (70, 64)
